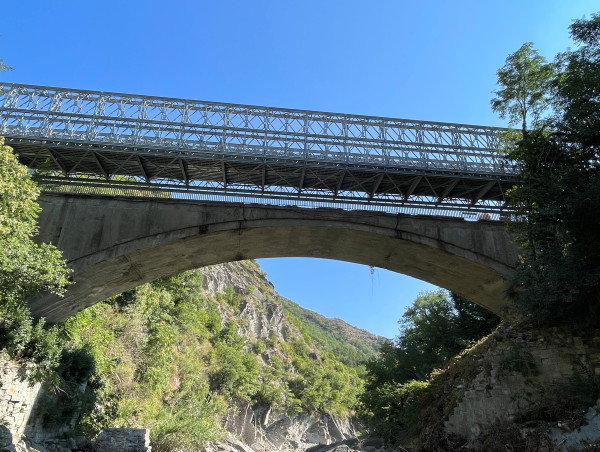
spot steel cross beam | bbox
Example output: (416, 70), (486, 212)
(0, 82), (519, 216)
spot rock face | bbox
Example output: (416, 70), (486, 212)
(202, 261), (300, 344)
(94, 428), (151, 452)
(206, 399), (362, 452)
(0, 358), (42, 451)
(199, 261), (375, 451)
(444, 328), (600, 443)
(201, 261), (385, 354)
(0, 260), (379, 452)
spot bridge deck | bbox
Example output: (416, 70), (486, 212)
(0, 82), (518, 214)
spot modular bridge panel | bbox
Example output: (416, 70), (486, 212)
(0, 82), (518, 215)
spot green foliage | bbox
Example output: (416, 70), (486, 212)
(554, 13), (600, 149)
(397, 291), (469, 378)
(0, 138), (71, 303)
(0, 138), (71, 382)
(362, 380), (430, 443)
(210, 341), (260, 399)
(360, 290), (499, 441)
(61, 270), (229, 444)
(280, 297), (381, 368)
(54, 265), (364, 445)
(150, 382), (227, 452)
(491, 42), (555, 131)
(501, 14), (600, 326)
(366, 291), (496, 386)
(451, 292), (501, 342)
(217, 285), (241, 308)
(1, 256), (366, 443)
(289, 353), (362, 417)
(253, 339), (267, 355)
(38, 348), (97, 430)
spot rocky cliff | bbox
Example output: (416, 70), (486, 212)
(1, 260), (382, 452)
(202, 261), (385, 366)
(200, 261), (374, 451)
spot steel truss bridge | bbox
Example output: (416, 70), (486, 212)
(0, 82), (518, 216)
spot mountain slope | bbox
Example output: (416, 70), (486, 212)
(201, 260), (384, 368)
(279, 297), (385, 368)
(45, 259), (381, 451)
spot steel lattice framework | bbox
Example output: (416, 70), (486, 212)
(0, 82), (518, 215)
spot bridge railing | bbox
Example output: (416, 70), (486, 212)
(0, 82), (516, 176)
(0, 82), (519, 216)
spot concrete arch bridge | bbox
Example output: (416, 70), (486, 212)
(0, 82), (521, 320)
(32, 193), (519, 322)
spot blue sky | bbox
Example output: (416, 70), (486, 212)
(1, 1), (597, 338)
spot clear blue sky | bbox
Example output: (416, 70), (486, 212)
(1, 1), (597, 338)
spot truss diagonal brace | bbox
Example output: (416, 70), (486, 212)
(334, 170), (346, 197)
(179, 158), (189, 186)
(472, 181), (495, 204)
(369, 173), (385, 199)
(404, 176), (422, 200)
(93, 152), (110, 180)
(48, 150), (68, 175)
(437, 179), (459, 204)
(298, 167), (306, 194)
(136, 156), (149, 182)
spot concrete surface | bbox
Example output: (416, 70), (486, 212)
(32, 193), (520, 321)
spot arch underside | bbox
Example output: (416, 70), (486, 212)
(32, 195), (518, 321)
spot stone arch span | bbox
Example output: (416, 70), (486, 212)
(31, 193), (519, 322)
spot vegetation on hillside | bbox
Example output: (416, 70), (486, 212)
(359, 290), (500, 443)
(279, 297), (383, 369)
(31, 266), (363, 449)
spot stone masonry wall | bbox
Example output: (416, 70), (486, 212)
(0, 356), (41, 448)
(445, 328), (600, 442)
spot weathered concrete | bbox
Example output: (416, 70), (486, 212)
(32, 193), (519, 321)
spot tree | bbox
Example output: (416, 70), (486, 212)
(395, 291), (465, 379)
(491, 42), (555, 132)
(0, 138), (71, 303)
(451, 292), (500, 342)
(360, 290), (500, 441)
(0, 137), (71, 379)
(555, 13), (600, 149)
(363, 290), (500, 389)
(501, 13), (600, 325)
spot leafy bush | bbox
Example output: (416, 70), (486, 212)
(150, 383), (227, 452)
(0, 138), (70, 383)
(210, 342), (260, 399)
(361, 380), (430, 443)
(360, 290), (499, 443)
(39, 348), (97, 430)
